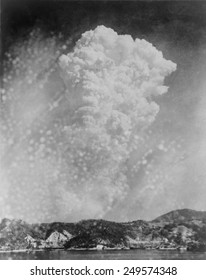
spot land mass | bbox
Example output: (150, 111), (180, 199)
(0, 209), (206, 252)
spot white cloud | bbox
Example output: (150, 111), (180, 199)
(0, 26), (176, 222)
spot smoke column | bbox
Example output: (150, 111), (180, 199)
(0, 26), (176, 222)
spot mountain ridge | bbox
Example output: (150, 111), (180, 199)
(0, 209), (206, 252)
(152, 208), (206, 224)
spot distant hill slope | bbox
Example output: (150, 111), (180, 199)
(152, 209), (206, 224)
(0, 209), (206, 252)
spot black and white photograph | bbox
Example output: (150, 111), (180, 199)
(0, 0), (206, 260)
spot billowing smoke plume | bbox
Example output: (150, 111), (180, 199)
(0, 26), (176, 222)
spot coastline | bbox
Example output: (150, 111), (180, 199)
(0, 246), (203, 254)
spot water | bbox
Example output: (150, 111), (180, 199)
(0, 250), (206, 260)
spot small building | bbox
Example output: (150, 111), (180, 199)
(96, 244), (104, 250)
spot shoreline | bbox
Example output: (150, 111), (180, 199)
(0, 247), (205, 254)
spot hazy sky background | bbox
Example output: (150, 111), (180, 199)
(1, 0), (206, 222)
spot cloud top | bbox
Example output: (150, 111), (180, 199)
(59, 26), (176, 141)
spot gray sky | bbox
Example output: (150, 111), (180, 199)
(1, 1), (206, 222)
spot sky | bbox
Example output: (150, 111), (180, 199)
(1, 0), (206, 223)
